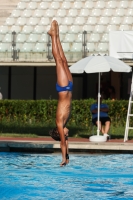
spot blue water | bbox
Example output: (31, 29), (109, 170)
(0, 153), (133, 200)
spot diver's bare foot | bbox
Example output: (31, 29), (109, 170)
(55, 20), (59, 36)
(47, 20), (57, 36)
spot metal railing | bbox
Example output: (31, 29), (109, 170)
(0, 32), (109, 62)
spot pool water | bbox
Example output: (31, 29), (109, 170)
(0, 153), (133, 200)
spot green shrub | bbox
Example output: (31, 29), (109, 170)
(0, 99), (132, 138)
(0, 99), (129, 127)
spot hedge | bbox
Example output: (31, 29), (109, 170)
(0, 99), (130, 128)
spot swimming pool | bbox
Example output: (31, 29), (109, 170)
(0, 153), (133, 200)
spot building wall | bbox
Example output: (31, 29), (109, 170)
(111, 71), (121, 100)
(0, 67), (9, 99)
(121, 72), (132, 100)
(36, 67), (57, 100)
(0, 66), (131, 100)
(11, 67), (34, 99)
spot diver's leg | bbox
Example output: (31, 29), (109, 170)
(48, 20), (69, 87)
(55, 21), (73, 83)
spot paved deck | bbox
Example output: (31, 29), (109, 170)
(0, 137), (133, 154)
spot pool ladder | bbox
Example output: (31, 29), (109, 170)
(124, 73), (133, 142)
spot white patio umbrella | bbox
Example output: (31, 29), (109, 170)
(69, 56), (132, 142)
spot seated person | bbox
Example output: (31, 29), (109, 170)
(90, 95), (111, 138)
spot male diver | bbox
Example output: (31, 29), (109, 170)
(48, 20), (73, 166)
